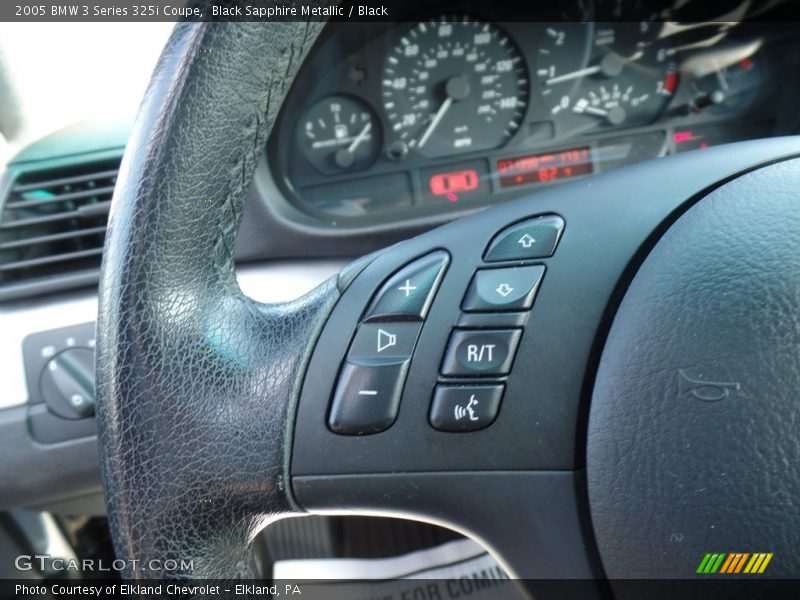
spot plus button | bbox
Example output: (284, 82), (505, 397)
(398, 279), (417, 297)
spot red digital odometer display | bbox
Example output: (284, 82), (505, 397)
(497, 147), (593, 188)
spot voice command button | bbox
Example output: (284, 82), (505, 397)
(429, 384), (505, 432)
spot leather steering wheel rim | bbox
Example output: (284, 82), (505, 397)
(96, 21), (335, 578)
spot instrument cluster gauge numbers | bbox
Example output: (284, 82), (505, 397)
(571, 64), (678, 127)
(535, 2), (678, 134)
(381, 16), (530, 159)
(299, 95), (381, 174)
(536, 21), (593, 115)
(572, 20), (677, 130)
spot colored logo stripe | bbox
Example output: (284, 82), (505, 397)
(697, 553), (726, 573)
(720, 553), (749, 573)
(697, 552), (773, 574)
(744, 553), (773, 574)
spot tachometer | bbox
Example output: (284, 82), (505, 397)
(536, 5), (676, 132)
(536, 23), (593, 114)
(382, 17), (529, 159)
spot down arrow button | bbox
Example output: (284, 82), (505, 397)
(462, 266), (545, 312)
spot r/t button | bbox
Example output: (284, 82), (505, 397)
(441, 329), (522, 376)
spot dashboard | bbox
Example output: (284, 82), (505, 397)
(269, 1), (800, 223)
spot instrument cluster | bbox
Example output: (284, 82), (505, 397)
(268, 1), (800, 222)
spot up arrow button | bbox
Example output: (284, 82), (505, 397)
(484, 215), (565, 261)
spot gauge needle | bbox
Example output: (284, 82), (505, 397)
(347, 122), (372, 153)
(417, 75), (470, 148)
(333, 122), (373, 169)
(546, 65), (601, 86)
(545, 51), (644, 86)
(583, 106), (609, 117)
(418, 96), (453, 148)
(714, 61), (730, 92)
(574, 103), (627, 126)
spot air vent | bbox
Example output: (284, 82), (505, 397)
(0, 158), (120, 300)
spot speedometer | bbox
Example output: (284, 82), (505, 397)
(382, 17), (529, 159)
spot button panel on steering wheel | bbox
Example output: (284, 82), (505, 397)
(328, 251), (449, 435)
(326, 216), (563, 439)
(296, 209), (582, 475)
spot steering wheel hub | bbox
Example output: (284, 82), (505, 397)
(588, 159), (800, 580)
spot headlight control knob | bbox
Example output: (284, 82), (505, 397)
(39, 348), (95, 419)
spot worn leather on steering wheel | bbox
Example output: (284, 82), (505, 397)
(95, 21), (336, 578)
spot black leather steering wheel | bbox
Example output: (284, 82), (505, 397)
(96, 20), (800, 598)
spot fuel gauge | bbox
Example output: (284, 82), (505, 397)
(299, 95), (381, 174)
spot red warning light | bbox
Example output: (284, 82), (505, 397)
(662, 71), (678, 96)
(673, 130), (693, 143)
(429, 169), (480, 198)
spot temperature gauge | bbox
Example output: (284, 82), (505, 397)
(689, 48), (762, 114)
(299, 95), (381, 174)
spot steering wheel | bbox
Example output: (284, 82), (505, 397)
(96, 21), (800, 597)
